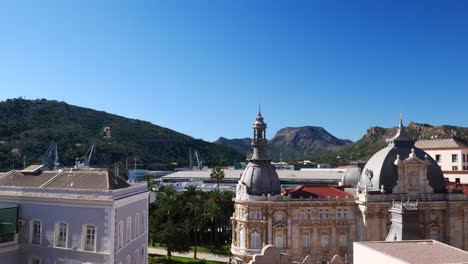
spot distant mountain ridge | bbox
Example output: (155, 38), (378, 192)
(214, 126), (353, 160)
(0, 98), (244, 171)
(215, 121), (468, 164)
(315, 121), (468, 166)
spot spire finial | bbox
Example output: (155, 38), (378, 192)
(258, 104), (261, 115)
(399, 113), (403, 128)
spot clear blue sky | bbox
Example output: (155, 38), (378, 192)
(1, 1), (467, 142)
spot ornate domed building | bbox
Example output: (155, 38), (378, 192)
(355, 120), (468, 245)
(231, 114), (468, 264)
(231, 112), (357, 264)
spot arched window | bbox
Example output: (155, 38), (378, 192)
(142, 210), (146, 231)
(30, 257), (41, 264)
(117, 220), (124, 249)
(134, 249), (139, 264)
(239, 227), (245, 248)
(135, 213), (140, 236)
(140, 211), (144, 233)
(126, 216), (132, 242)
(251, 230), (261, 249)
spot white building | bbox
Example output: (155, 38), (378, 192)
(415, 138), (468, 182)
(0, 165), (149, 264)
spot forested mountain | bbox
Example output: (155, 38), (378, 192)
(0, 98), (244, 171)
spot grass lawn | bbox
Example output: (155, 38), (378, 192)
(148, 254), (226, 264)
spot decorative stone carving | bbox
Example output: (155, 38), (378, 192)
(393, 149), (433, 194)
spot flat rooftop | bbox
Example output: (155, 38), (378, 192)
(162, 168), (346, 183)
(0, 167), (130, 191)
(355, 240), (468, 264)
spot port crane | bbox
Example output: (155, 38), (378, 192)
(42, 142), (60, 170)
(78, 143), (95, 168)
(189, 147), (204, 170)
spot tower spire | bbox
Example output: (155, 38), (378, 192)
(249, 110), (269, 161)
(386, 115), (413, 146)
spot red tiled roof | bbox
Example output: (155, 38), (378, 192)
(284, 185), (354, 199)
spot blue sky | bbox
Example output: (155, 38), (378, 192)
(0, 1), (467, 142)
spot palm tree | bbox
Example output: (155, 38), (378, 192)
(138, 173), (156, 191)
(183, 185), (206, 258)
(210, 167), (225, 190)
(151, 185), (190, 259)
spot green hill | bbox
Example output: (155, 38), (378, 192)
(0, 98), (244, 171)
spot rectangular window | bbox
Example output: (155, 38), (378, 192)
(430, 229), (439, 240)
(84, 225), (96, 251)
(306, 209), (311, 220)
(452, 154), (458, 163)
(325, 209), (329, 219)
(435, 154), (441, 163)
(338, 231), (347, 247)
(250, 210), (255, 220)
(31, 220), (41, 245)
(337, 209), (342, 219)
(302, 232), (310, 248)
(56, 222), (67, 248)
(320, 232), (329, 248)
(275, 233), (285, 249)
(319, 209), (323, 220)
(453, 166), (459, 171)
(463, 154), (466, 163)
(256, 209), (261, 220)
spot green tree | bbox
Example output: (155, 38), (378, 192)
(182, 185), (206, 259)
(137, 173), (157, 191)
(150, 185), (190, 259)
(210, 167), (225, 190)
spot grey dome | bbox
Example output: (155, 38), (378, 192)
(238, 111), (281, 196)
(240, 161), (281, 195)
(359, 120), (446, 193)
(342, 166), (361, 187)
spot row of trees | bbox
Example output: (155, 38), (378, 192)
(148, 184), (234, 259)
